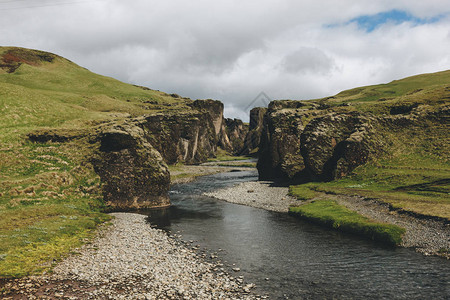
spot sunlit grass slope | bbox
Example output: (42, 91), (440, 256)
(291, 70), (450, 220)
(0, 47), (190, 277)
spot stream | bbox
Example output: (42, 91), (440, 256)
(145, 170), (450, 299)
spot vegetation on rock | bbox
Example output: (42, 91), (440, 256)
(258, 70), (449, 222)
(0, 46), (245, 277)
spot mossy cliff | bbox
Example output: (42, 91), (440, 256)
(0, 47), (241, 211)
(242, 107), (266, 155)
(257, 71), (450, 183)
(257, 70), (450, 223)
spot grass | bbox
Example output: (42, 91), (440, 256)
(0, 139), (113, 277)
(313, 119), (449, 219)
(289, 183), (321, 200)
(327, 69), (450, 105)
(289, 200), (405, 246)
(0, 46), (191, 278)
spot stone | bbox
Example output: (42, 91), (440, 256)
(91, 122), (170, 210)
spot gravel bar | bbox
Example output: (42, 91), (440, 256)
(334, 195), (450, 258)
(204, 181), (300, 212)
(1, 213), (261, 299)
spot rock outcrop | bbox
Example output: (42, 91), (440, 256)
(256, 97), (449, 183)
(140, 110), (217, 165)
(223, 118), (249, 155)
(257, 102), (320, 180)
(300, 112), (381, 181)
(26, 98), (250, 210)
(91, 122), (170, 210)
(242, 107), (266, 155)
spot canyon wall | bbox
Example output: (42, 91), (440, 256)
(256, 99), (449, 182)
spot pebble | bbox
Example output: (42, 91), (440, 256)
(1, 213), (260, 299)
(204, 181), (299, 212)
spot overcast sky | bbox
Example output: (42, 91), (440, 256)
(1, 0), (450, 120)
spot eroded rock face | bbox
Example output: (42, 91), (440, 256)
(92, 123), (170, 210)
(189, 99), (224, 136)
(224, 118), (249, 155)
(243, 107), (266, 155)
(255, 100), (388, 182)
(141, 110), (217, 165)
(257, 105), (316, 180)
(300, 113), (381, 181)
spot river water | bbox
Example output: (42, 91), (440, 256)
(145, 170), (450, 299)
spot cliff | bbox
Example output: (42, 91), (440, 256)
(0, 47), (240, 212)
(257, 71), (450, 182)
(242, 107), (266, 155)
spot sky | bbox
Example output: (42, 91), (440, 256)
(1, 0), (450, 121)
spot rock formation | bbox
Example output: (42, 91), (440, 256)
(300, 112), (381, 181)
(27, 98), (247, 210)
(92, 122), (170, 210)
(256, 97), (449, 182)
(257, 101), (319, 180)
(224, 118), (249, 155)
(242, 107), (266, 155)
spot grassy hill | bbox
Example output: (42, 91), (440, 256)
(0, 47), (190, 142)
(289, 70), (450, 223)
(323, 70), (450, 108)
(0, 47), (191, 277)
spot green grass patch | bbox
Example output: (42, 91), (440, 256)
(289, 200), (405, 246)
(289, 183), (321, 200)
(0, 138), (113, 278)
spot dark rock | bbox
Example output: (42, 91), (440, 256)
(257, 107), (315, 180)
(389, 103), (419, 115)
(268, 100), (307, 110)
(92, 122), (170, 210)
(28, 129), (85, 143)
(224, 118), (249, 155)
(300, 112), (381, 181)
(242, 107), (266, 155)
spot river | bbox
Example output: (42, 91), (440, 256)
(145, 170), (450, 299)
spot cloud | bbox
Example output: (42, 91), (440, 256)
(0, 0), (449, 121)
(281, 47), (335, 74)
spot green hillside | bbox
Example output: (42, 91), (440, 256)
(325, 70), (450, 104)
(0, 47), (190, 277)
(0, 47), (189, 142)
(290, 70), (450, 222)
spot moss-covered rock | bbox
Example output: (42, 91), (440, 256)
(243, 107), (266, 155)
(92, 122), (170, 210)
(257, 105), (319, 180)
(300, 112), (381, 181)
(224, 118), (249, 155)
(140, 110), (217, 165)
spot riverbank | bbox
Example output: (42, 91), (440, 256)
(204, 181), (300, 212)
(205, 180), (450, 259)
(169, 164), (255, 185)
(0, 213), (260, 299)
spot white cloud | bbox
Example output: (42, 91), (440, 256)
(0, 0), (449, 121)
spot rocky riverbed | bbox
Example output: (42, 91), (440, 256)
(204, 181), (300, 212)
(205, 181), (450, 259)
(1, 213), (261, 299)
